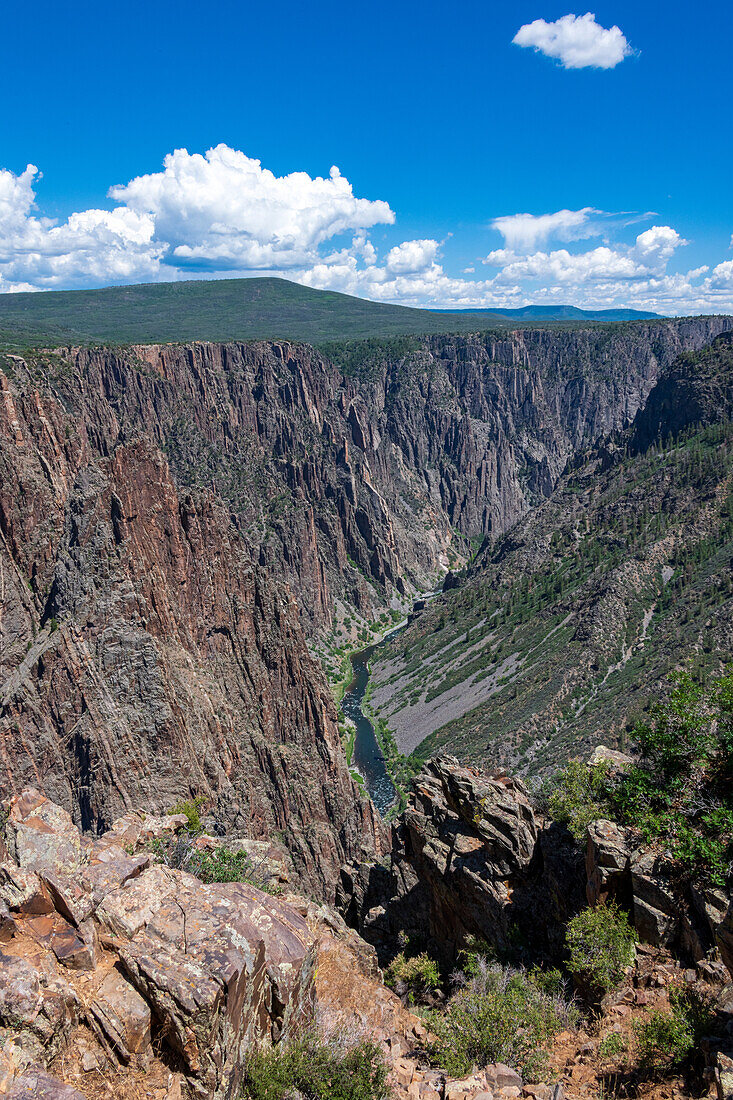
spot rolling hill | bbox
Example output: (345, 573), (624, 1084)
(0, 276), (661, 349)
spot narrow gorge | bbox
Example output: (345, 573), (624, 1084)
(1, 313), (733, 1100)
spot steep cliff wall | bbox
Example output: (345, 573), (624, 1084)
(370, 319), (731, 538)
(369, 329), (733, 775)
(0, 356), (385, 897)
(6, 319), (728, 639)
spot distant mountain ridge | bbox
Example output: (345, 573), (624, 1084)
(431, 304), (660, 320)
(0, 276), (662, 348)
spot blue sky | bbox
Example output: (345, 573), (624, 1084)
(1, 0), (732, 313)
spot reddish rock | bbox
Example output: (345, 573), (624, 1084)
(89, 968), (152, 1062)
(24, 913), (97, 971)
(5, 791), (81, 875)
(102, 810), (189, 850)
(116, 875), (316, 1098)
(0, 863), (54, 916)
(6, 1068), (85, 1098)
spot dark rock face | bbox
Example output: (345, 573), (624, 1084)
(368, 321), (733, 775)
(631, 329), (733, 450)
(6, 320), (729, 637)
(337, 755), (586, 965)
(0, 363), (385, 897)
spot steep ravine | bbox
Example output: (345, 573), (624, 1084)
(368, 331), (733, 777)
(0, 317), (730, 900)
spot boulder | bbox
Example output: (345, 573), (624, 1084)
(38, 852), (150, 929)
(628, 851), (679, 946)
(96, 864), (181, 940)
(586, 820), (680, 947)
(0, 863), (54, 916)
(0, 950), (78, 1059)
(586, 820), (632, 906)
(4, 791), (81, 875)
(23, 913), (98, 970)
(109, 871), (316, 1098)
(6, 1068), (85, 1098)
(0, 952), (44, 1028)
(588, 746), (633, 774)
(717, 902), (733, 977)
(102, 810), (189, 850)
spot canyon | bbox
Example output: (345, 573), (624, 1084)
(0, 314), (732, 1100)
(0, 316), (731, 896)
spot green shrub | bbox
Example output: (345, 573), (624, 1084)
(541, 668), (733, 886)
(598, 1032), (628, 1059)
(633, 1010), (693, 1074)
(384, 952), (440, 1003)
(543, 759), (611, 840)
(565, 903), (637, 996)
(148, 836), (281, 894)
(241, 1032), (391, 1100)
(526, 967), (567, 998)
(168, 795), (206, 836)
(610, 667), (733, 885)
(426, 960), (578, 1081)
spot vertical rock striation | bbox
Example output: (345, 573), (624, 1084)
(0, 357), (384, 896)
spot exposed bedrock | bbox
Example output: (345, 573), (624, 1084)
(0, 377), (385, 895)
(338, 754), (733, 971)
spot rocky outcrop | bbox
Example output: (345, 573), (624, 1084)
(718, 902), (733, 977)
(339, 754), (733, 979)
(586, 819), (731, 959)
(0, 789), (316, 1100)
(0, 786), (562, 1100)
(337, 755), (586, 964)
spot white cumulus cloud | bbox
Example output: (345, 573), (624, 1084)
(0, 165), (163, 291)
(0, 148), (395, 291)
(110, 145), (394, 271)
(385, 239), (439, 274)
(634, 225), (686, 264)
(1, 149), (732, 317)
(513, 12), (632, 70)
(492, 207), (601, 251)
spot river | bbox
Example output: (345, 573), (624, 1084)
(340, 637), (397, 814)
(339, 592), (439, 814)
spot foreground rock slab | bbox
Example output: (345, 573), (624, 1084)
(0, 789), (316, 1100)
